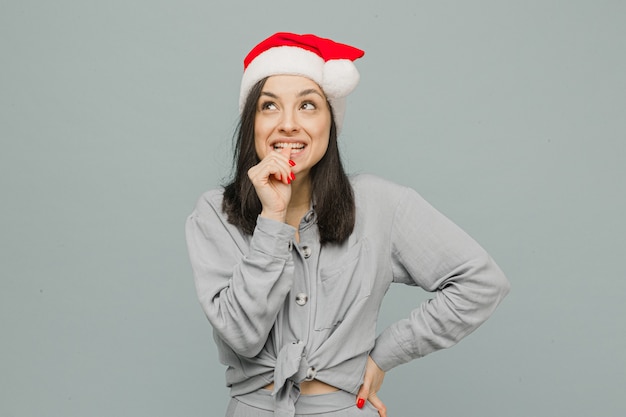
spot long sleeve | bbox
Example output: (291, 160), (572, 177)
(185, 191), (297, 357)
(369, 187), (510, 371)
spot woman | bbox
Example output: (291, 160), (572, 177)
(186, 32), (510, 417)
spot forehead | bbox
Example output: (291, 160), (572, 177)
(262, 75), (326, 97)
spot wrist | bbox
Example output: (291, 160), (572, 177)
(260, 210), (287, 223)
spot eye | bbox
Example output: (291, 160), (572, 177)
(300, 101), (316, 110)
(260, 101), (277, 111)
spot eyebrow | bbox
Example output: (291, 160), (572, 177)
(297, 88), (324, 98)
(260, 91), (278, 99)
(260, 89), (325, 99)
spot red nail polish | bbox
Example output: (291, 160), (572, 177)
(357, 398), (365, 409)
(290, 172), (295, 180)
(289, 160), (296, 166)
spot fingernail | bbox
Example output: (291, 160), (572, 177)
(289, 160), (296, 166)
(290, 172), (295, 180)
(357, 398), (365, 409)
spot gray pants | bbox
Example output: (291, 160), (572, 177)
(225, 389), (379, 416)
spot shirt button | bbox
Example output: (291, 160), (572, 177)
(305, 367), (317, 381)
(295, 293), (308, 306)
(301, 246), (312, 258)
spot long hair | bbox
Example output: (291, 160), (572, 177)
(222, 77), (355, 245)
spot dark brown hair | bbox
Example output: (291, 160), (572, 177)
(222, 77), (355, 245)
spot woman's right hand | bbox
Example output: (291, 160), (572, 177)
(247, 146), (295, 223)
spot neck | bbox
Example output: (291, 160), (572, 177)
(285, 178), (312, 229)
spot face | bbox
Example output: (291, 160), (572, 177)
(254, 75), (332, 181)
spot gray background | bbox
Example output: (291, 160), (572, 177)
(2, 1), (625, 416)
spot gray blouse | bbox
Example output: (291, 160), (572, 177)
(186, 174), (510, 416)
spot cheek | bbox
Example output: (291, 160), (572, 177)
(253, 136), (266, 159)
(311, 133), (330, 161)
(317, 123), (332, 148)
(254, 120), (269, 158)
(309, 114), (331, 139)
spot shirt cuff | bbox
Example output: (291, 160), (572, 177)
(250, 216), (296, 259)
(370, 327), (415, 372)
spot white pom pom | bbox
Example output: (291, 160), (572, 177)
(322, 59), (360, 98)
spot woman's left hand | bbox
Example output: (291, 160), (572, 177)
(356, 356), (387, 417)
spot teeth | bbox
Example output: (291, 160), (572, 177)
(273, 142), (305, 150)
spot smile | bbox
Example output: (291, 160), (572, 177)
(272, 142), (306, 151)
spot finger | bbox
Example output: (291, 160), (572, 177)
(251, 157), (290, 185)
(278, 146), (294, 183)
(277, 146), (294, 183)
(279, 145), (292, 160)
(356, 384), (369, 409)
(368, 393), (387, 417)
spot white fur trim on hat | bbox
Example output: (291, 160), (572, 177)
(239, 46), (326, 112)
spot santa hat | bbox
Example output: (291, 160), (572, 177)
(239, 32), (365, 132)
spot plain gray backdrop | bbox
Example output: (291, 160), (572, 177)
(2, 1), (625, 416)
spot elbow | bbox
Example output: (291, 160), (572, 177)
(235, 342), (265, 358)
(215, 327), (266, 358)
(461, 252), (511, 311)
(473, 255), (510, 315)
(199, 295), (271, 358)
(208, 309), (268, 357)
(500, 271), (511, 298)
(491, 259), (511, 301)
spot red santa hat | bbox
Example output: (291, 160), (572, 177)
(239, 32), (365, 132)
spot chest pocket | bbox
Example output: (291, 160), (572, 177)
(314, 239), (372, 331)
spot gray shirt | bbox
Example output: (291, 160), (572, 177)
(186, 174), (510, 415)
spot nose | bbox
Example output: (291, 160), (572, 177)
(278, 109), (300, 134)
